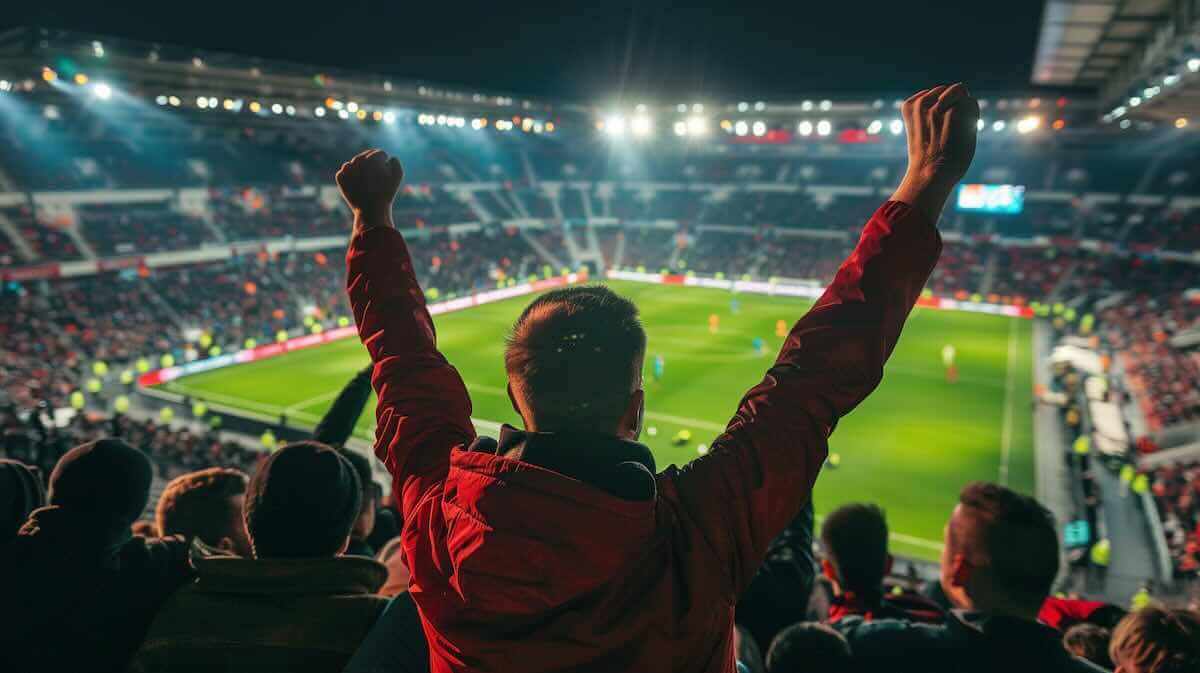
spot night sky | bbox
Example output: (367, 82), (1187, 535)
(6, 1), (1050, 100)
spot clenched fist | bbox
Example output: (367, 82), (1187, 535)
(892, 83), (980, 221)
(336, 149), (404, 232)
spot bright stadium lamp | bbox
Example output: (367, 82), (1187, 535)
(93, 82), (112, 100)
(798, 120), (813, 136)
(1189, 58), (1200, 72)
(686, 116), (707, 136)
(1017, 116), (1041, 134)
(673, 120), (687, 136)
(751, 121), (767, 137)
(314, 107), (326, 117)
(867, 120), (883, 135)
(889, 119), (903, 135)
(816, 120), (832, 136)
(631, 115), (653, 137)
(603, 115), (626, 137)
(992, 120), (1006, 131)
(976, 118), (985, 131)
(734, 120), (749, 136)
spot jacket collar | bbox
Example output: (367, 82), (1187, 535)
(16, 505), (132, 564)
(468, 424), (657, 501)
(189, 541), (387, 596)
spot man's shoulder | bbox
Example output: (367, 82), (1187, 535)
(838, 615), (951, 652)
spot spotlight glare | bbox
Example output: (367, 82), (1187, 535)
(816, 120), (832, 136)
(1189, 58), (1200, 72)
(41, 67), (57, 83)
(168, 96), (181, 107)
(751, 120), (767, 137)
(155, 94), (167, 105)
(867, 120), (882, 135)
(93, 82), (112, 100)
(271, 103), (283, 114)
(734, 120), (749, 136)
(337, 109), (349, 119)
(889, 119), (903, 135)
(74, 73), (89, 85)
(314, 107), (326, 117)
(346, 101), (359, 113)
(196, 96), (209, 109)
(383, 111), (396, 124)
(798, 120), (814, 136)
(249, 101), (262, 113)
(1016, 116), (1041, 134)
(673, 120), (688, 136)
(992, 120), (1006, 132)
(686, 116), (707, 136)
(603, 114), (626, 137)
(1176, 117), (1189, 129)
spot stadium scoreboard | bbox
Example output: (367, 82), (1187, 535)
(956, 184), (1026, 215)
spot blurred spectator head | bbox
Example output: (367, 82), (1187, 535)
(820, 503), (890, 600)
(0, 459), (44, 538)
(244, 440), (360, 559)
(765, 622), (851, 673)
(505, 285), (646, 437)
(1063, 623), (1113, 669)
(1109, 607), (1200, 673)
(338, 449), (378, 541)
(156, 467), (251, 556)
(939, 481), (1058, 616)
(48, 438), (151, 532)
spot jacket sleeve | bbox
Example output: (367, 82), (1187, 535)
(662, 201), (941, 594)
(311, 364), (374, 447)
(346, 226), (475, 521)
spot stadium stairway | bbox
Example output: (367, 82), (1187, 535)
(0, 209), (36, 262)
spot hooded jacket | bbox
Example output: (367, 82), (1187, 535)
(346, 200), (941, 673)
(0, 505), (192, 673)
(127, 544), (389, 673)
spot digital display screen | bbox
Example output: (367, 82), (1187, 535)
(956, 184), (1026, 214)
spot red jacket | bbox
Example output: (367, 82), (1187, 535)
(346, 201), (941, 673)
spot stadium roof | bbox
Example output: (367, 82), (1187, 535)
(1032, 0), (1200, 122)
(1032, 0), (1173, 87)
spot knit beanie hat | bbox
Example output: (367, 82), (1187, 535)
(47, 438), (152, 528)
(244, 440), (361, 558)
(0, 459), (45, 538)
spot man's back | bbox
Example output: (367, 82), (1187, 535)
(128, 552), (389, 673)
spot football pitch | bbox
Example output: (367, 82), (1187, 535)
(160, 280), (1035, 560)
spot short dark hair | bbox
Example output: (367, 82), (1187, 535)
(821, 503), (889, 598)
(1110, 608), (1200, 673)
(766, 622), (851, 673)
(954, 481), (1059, 609)
(156, 467), (248, 546)
(244, 441), (361, 559)
(1063, 623), (1113, 669)
(505, 285), (646, 433)
(338, 448), (379, 503)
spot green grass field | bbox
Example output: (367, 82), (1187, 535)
(160, 280), (1035, 560)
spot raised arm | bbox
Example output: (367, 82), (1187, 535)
(340, 150), (475, 519)
(311, 364), (373, 448)
(664, 85), (980, 592)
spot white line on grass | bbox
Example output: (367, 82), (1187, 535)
(813, 514), (943, 552)
(999, 317), (1018, 486)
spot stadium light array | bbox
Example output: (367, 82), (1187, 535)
(992, 120), (1006, 132)
(798, 120), (813, 136)
(74, 73), (89, 85)
(1164, 74), (1181, 87)
(1128, 96), (1141, 107)
(314, 107), (326, 117)
(346, 101), (359, 113)
(976, 119), (984, 131)
(673, 120), (687, 136)
(889, 119), (903, 135)
(751, 121), (767, 137)
(1189, 58), (1200, 72)
(41, 67), (57, 83)
(686, 116), (707, 136)
(630, 115), (653, 138)
(0, 80), (12, 92)
(337, 109), (350, 119)
(737, 102), (749, 112)
(801, 100), (814, 111)
(866, 120), (882, 135)
(602, 114), (626, 137)
(816, 120), (832, 136)
(734, 120), (749, 137)
(92, 82), (112, 100)
(1176, 117), (1188, 129)
(1016, 116), (1040, 134)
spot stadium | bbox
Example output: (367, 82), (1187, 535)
(2, 3), (1200, 671)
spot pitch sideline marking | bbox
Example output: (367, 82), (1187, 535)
(999, 317), (1018, 486)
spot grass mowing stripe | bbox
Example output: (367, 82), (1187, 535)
(999, 317), (1018, 486)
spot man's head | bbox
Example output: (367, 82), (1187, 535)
(765, 622), (852, 673)
(338, 448), (378, 541)
(1063, 623), (1113, 670)
(505, 285), (646, 438)
(820, 503), (891, 600)
(1109, 607), (1200, 673)
(939, 481), (1059, 618)
(48, 438), (152, 534)
(156, 467), (252, 556)
(243, 441), (361, 559)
